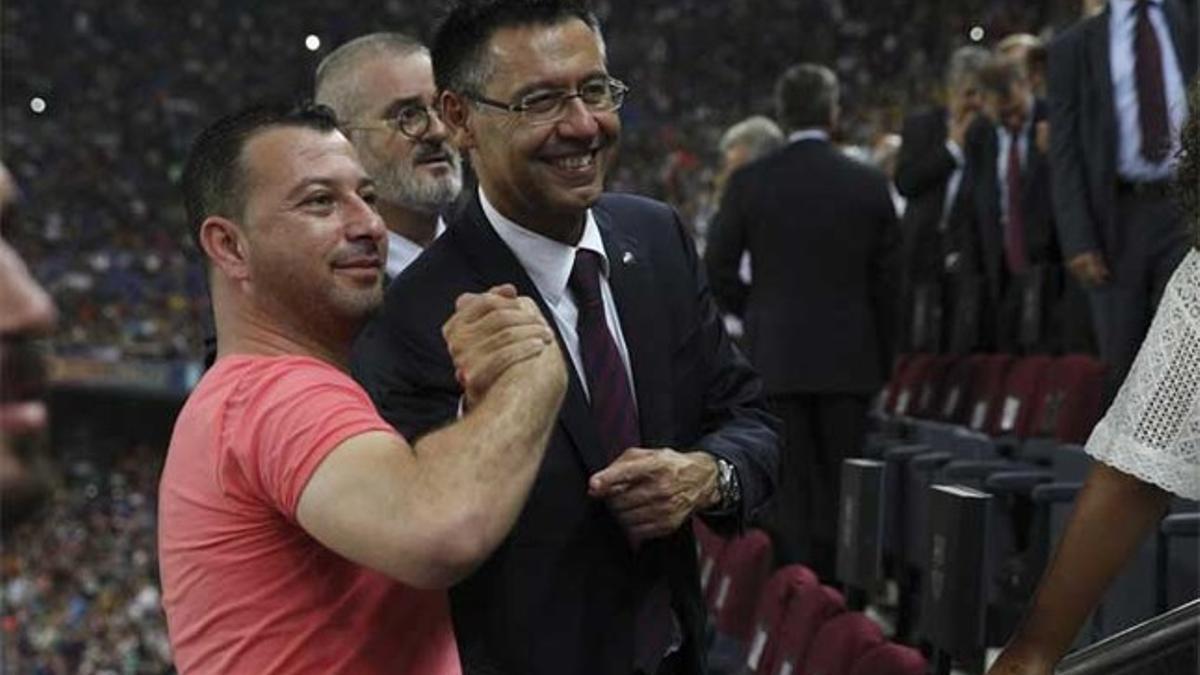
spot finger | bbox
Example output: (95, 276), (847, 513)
(606, 482), (664, 512)
(487, 283), (518, 298)
(461, 338), (551, 395)
(454, 292), (519, 322)
(588, 450), (661, 495)
(469, 307), (553, 337)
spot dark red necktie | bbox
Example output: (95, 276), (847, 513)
(1134, 0), (1170, 163)
(1005, 128), (1028, 275)
(568, 249), (640, 459)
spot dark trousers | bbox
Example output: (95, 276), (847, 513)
(765, 393), (870, 581)
(1088, 191), (1189, 403)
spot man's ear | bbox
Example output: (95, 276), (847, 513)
(440, 90), (476, 151)
(199, 216), (251, 281)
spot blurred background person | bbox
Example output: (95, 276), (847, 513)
(315, 33), (464, 280)
(894, 46), (990, 356)
(706, 63), (898, 580)
(1047, 0), (1196, 402)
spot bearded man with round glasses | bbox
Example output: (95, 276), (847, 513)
(316, 33), (464, 279)
(350, 2), (779, 674)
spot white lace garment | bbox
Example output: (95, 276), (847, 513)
(1085, 248), (1200, 500)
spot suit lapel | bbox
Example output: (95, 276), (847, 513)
(451, 194), (609, 475)
(1089, 9), (1118, 144)
(592, 203), (673, 448)
(1164, 0), (1198, 79)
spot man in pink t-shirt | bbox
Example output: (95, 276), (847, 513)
(159, 102), (567, 674)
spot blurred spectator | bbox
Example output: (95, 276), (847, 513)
(995, 33), (1048, 96)
(705, 63), (897, 580)
(894, 46), (990, 354)
(315, 33), (463, 280)
(1046, 0), (1196, 401)
(712, 115), (785, 202)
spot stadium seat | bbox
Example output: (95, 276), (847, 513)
(912, 354), (959, 419)
(990, 355), (1054, 438)
(770, 584), (846, 675)
(804, 612), (885, 675)
(1026, 355), (1105, 445)
(933, 354), (983, 423)
(694, 518), (729, 594)
(744, 564), (819, 674)
(963, 354), (1014, 434)
(709, 529), (774, 642)
(889, 354), (938, 418)
(881, 354), (916, 416)
(849, 642), (928, 675)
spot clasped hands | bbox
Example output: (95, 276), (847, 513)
(441, 284), (721, 544)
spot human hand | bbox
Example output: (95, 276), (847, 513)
(1034, 120), (1050, 155)
(1066, 251), (1110, 288)
(948, 108), (978, 148)
(588, 448), (721, 544)
(442, 284), (555, 408)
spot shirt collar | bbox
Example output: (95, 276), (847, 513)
(788, 128), (831, 144)
(385, 217), (446, 277)
(478, 187), (607, 307)
(1111, 0), (1159, 17)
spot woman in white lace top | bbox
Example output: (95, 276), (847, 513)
(989, 84), (1200, 675)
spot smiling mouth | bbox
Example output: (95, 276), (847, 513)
(545, 149), (598, 173)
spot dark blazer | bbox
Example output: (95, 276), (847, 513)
(895, 107), (963, 286)
(705, 137), (899, 395)
(1047, 0), (1198, 258)
(351, 192), (780, 675)
(960, 98), (1059, 301)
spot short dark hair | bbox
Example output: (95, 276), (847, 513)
(774, 63), (838, 131)
(432, 0), (601, 95)
(180, 102), (339, 255)
(976, 58), (1025, 99)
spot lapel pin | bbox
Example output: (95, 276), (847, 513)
(621, 251), (635, 265)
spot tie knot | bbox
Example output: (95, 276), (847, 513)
(569, 248), (605, 307)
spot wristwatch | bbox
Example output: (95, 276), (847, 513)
(713, 456), (741, 512)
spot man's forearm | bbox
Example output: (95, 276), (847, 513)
(411, 349), (565, 565)
(1004, 463), (1171, 662)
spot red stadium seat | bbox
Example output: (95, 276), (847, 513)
(693, 518), (728, 594)
(990, 355), (1054, 437)
(745, 564), (819, 674)
(882, 354), (915, 414)
(964, 354), (1015, 433)
(709, 528), (774, 642)
(849, 642), (928, 675)
(934, 354), (983, 423)
(913, 355), (960, 419)
(1029, 355), (1106, 444)
(890, 354), (938, 417)
(804, 612), (885, 675)
(770, 584), (846, 675)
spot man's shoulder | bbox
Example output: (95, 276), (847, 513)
(1049, 13), (1097, 55)
(594, 192), (677, 223)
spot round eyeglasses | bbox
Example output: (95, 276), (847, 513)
(342, 102), (440, 140)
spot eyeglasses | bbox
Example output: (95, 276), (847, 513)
(342, 102), (440, 140)
(467, 77), (629, 126)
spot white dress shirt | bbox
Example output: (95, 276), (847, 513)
(1108, 0), (1189, 181)
(385, 217), (447, 278)
(479, 187), (636, 401)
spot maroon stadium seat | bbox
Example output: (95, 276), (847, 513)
(804, 612), (885, 675)
(849, 642), (928, 675)
(1029, 355), (1106, 444)
(890, 354), (937, 417)
(964, 354), (1015, 433)
(744, 564), (819, 674)
(913, 355), (960, 419)
(770, 584), (846, 675)
(709, 528), (774, 642)
(882, 353), (915, 414)
(693, 518), (728, 594)
(990, 355), (1054, 438)
(935, 354), (984, 423)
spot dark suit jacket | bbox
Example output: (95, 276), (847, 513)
(895, 107), (962, 286)
(960, 99), (1060, 302)
(351, 192), (780, 675)
(704, 138), (899, 395)
(1047, 0), (1197, 259)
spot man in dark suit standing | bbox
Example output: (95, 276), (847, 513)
(894, 46), (991, 354)
(1048, 0), (1196, 398)
(960, 58), (1063, 353)
(705, 64), (898, 580)
(350, 2), (779, 674)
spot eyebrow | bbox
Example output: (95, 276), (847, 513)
(508, 70), (609, 101)
(285, 176), (375, 202)
(381, 95), (431, 119)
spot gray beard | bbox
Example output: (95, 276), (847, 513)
(375, 161), (463, 216)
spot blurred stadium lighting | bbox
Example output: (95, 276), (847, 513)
(29, 97), (46, 114)
(305, 34), (321, 51)
(969, 25), (985, 42)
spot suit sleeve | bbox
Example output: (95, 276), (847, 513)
(1047, 32), (1102, 259)
(675, 209), (780, 532)
(869, 174), (901, 380)
(350, 306), (461, 442)
(895, 113), (960, 199)
(704, 174), (750, 317)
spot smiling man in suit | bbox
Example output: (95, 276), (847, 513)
(349, 1), (779, 674)
(1047, 0), (1196, 399)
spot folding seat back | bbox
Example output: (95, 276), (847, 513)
(935, 355), (983, 423)
(891, 354), (937, 417)
(913, 355), (959, 419)
(745, 564), (819, 674)
(964, 354), (1014, 433)
(770, 584), (846, 675)
(848, 642), (928, 675)
(710, 529), (774, 642)
(881, 354), (915, 415)
(991, 355), (1054, 438)
(804, 612), (885, 675)
(1029, 355), (1105, 444)
(693, 518), (728, 595)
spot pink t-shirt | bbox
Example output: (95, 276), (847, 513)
(158, 354), (460, 674)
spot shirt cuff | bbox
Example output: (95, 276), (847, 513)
(944, 140), (964, 166)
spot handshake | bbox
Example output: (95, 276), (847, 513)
(442, 284), (567, 410)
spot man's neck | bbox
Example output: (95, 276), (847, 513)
(378, 199), (441, 248)
(211, 293), (354, 372)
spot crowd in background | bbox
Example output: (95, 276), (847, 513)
(1, 0), (1079, 362)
